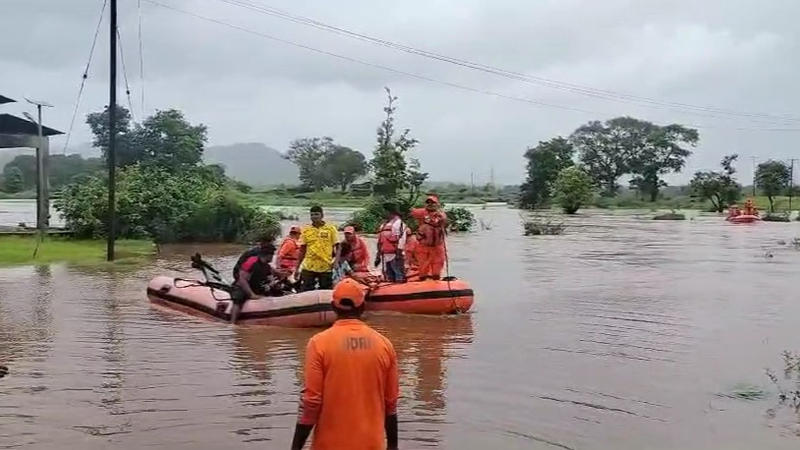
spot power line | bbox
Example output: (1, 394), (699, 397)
(137, 0), (146, 115)
(116, 26), (136, 120)
(63, 0), (108, 155)
(142, 0), (800, 133)
(213, 0), (800, 126)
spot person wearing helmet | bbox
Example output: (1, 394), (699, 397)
(410, 194), (448, 280)
(291, 279), (399, 450)
(277, 225), (302, 273)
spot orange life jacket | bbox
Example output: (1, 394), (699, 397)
(346, 237), (369, 272)
(412, 209), (446, 247)
(277, 237), (300, 270)
(377, 218), (404, 254)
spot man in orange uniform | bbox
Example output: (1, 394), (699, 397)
(337, 226), (370, 273)
(410, 195), (448, 280)
(291, 278), (400, 450)
(277, 225), (302, 273)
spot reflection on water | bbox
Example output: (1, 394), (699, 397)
(2, 207), (800, 449)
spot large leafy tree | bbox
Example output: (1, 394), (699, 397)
(689, 154), (741, 212)
(572, 117), (697, 198)
(285, 136), (336, 191)
(134, 109), (208, 171)
(370, 87), (424, 197)
(322, 146), (368, 192)
(756, 160), (791, 212)
(87, 106), (208, 172)
(520, 137), (574, 208)
(629, 124), (698, 201)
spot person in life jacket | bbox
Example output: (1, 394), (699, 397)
(337, 226), (370, 273)
(410, 195), (448, 280)
(277, 225), (302, 273)
(375, 202), (407, 282)
(404, 227), (419, 279)
(743, 198), (758, 216)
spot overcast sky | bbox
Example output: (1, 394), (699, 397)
(2, 0), (799, 185)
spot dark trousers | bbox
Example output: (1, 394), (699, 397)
(300, 270), (333, 291)
(383, 257), (405, 282)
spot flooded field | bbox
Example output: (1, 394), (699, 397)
(2, 204), (800, 449)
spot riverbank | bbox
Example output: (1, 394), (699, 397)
(0, 236), (155, 266)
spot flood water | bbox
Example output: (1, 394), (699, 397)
(2, 203), (800, 449)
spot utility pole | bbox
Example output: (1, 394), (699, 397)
(23, 99), (53, 232)
(790, 159), (797, 211)
(107, 0), (118, 261)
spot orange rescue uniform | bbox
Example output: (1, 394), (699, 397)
(411, 207), (447, 279)
(277, 236), (301, 272)
(298, 319), (399, 450)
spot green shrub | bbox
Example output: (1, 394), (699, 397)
(54, 164), (277, 243)
(444, 206), (475, 232)
(553, 167), (594, 214)
(523, 216), (565, 235)
(762, 213), (791, 222)
(653, 211), (686, 220)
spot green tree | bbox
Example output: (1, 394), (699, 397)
(3, 153), (103, 190)
(572, 117), (696, 198)
(520, 137), (574, 208)
(86, 105), (139, 166)
(553, 166), (594, 214)
(322, 146), (368, 192)
(3, 166), (24, 193)
(2, 155), (35, 190)
(370, 87), (424, 197)
(87, 106), (208, 171)
(689, 154), (741, 212)
(134, 109), (208, 171)
(756, 160), (791, 212)
(285, 136), (335, 191)
(629, 124), (698, 201)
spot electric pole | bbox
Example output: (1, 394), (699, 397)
(23, 98), (53, 232)
(107, 0), (118, 261)
(790, 159), (797, 211)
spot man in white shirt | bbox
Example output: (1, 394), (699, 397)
(374, 203), (408, 282)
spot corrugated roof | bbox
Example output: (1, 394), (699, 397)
(0, 95), (15, 104)
(0, 113), (63, 136)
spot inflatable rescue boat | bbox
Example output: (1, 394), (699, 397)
(147, 276), (335, 327)
(726, 214), (760, 224)
(365, 278), (474, 314)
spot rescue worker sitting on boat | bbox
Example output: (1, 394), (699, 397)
(337, 226), (370, 274)
(742, 198), (759, 216)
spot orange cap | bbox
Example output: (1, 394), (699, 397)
(332, 278), (366, 309)
(425, 195), (439, 204)
(289, 225), (301, 233)
(343, 226), (356, 234)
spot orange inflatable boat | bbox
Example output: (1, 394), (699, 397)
(365, 278), (474, 314)
(147, 276), (335, 327)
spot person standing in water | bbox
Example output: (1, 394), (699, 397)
(291, 278), (399, 450)
(375, 202), (407, 282)
(295, 206), (339, 291)
(410, 195), (448, 280)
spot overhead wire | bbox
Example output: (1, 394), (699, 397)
(116, 27), (136, 120)
(214, 0), (800, 126)
(142, 0), (800, 132)
(63, 0), (108, 155)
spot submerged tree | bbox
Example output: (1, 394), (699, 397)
(520, 137), (574, 209)
(322, 146), (368, 192)
(572, 117), (697, 199)
(285, 137), (336, 191)
(756, 160), (791, 212)
(689, 154), (741, 212)
(553, 166), (594, 214)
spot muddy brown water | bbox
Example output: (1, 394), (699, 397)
(2, 205), (800, 449)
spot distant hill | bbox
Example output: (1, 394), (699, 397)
(204, 143), (299, 187)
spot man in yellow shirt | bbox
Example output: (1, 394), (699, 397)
(295, 205), (339, 291)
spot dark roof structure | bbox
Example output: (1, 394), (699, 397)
(0, 95), (15, 104)
(0, 113), (63, 136)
